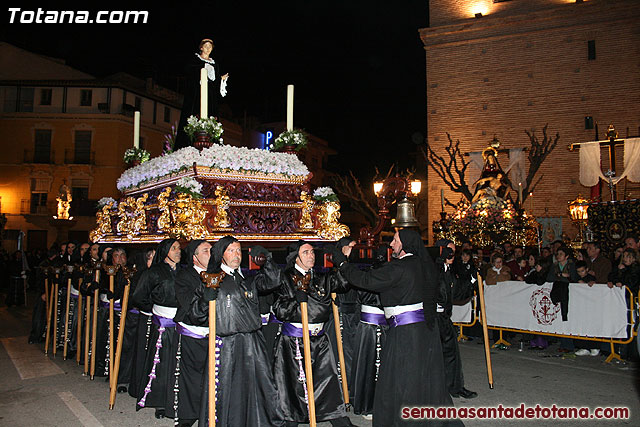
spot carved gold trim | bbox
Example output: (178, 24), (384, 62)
(317, 201), (350, 240)
(299, 191), (314, 230)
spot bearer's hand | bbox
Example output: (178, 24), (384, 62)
(204, 287), (219, 301)
(295, 289), (308, 303)
(250, 245), (270, 259)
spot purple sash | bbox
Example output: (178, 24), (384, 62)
(99, 300), (122, 311)
(269, 313), (283, 324)
(361, 312), (388, 326)
(176, 323), (207, 339)
(386, 309), (425, 328)
(282, 322), (324, 337)
(152, 314), (176, 328)
(128, 308), (140, 315)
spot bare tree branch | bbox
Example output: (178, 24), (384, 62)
(332, 171), (379, 225)
(422, 134), (474, 201)
(522, 124), (560, 203)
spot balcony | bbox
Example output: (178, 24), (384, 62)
(64, 149), (95, 165)
(24, 149), (55, 164)
(21, 199), (56, 215)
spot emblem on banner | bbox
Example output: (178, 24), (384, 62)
(529, 288), (560, 325)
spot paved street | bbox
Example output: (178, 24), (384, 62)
(1, 297), (638, 426)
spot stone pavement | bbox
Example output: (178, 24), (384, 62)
(0, 299), (638, 426)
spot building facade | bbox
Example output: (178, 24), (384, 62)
(0, 42), (181, 251)
(420, 0), (640, 243)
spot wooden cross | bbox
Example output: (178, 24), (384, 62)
(569, 124), (626, 200)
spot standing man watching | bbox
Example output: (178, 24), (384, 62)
(434, 239), (477, 400)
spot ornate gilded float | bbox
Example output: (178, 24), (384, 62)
(91, 146), (349, 244)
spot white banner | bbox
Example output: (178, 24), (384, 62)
(451, 298), (473, 324)
(483, 281), (629, 339)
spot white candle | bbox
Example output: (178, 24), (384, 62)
(133, 111), (140, 149)
(440, 189), (445, 212)
(200, 68), (208, 118)
(518, 182), (523, 203)
(286, 84), (294, 131)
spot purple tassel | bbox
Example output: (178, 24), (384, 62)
(138, 326), (165, 407)
(294, 337), (309, 407)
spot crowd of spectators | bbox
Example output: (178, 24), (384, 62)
(449, 235), (640, 359)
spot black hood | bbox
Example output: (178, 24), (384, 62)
(152, 238), (178, 265)
(208, 235), (239, 273)
(185, 239), (207, 267)
(285, 240), (311, 269)
(398, 229), (436, 275)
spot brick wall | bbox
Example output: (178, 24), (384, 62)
(420, 0), (640, 244)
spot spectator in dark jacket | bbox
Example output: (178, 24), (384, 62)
(547, 247), (579, 283)
(607, 248), (640, 295)
(586, 242), (612, 283)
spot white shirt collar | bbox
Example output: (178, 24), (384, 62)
(220, 263), (243, 278)
(194, 265), (205, 274)
(294, 263), (311, 276)
(195, 52), (215, 64)
(399, 252), (413, 259)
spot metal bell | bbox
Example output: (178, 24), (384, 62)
(394, 195), (420, 228)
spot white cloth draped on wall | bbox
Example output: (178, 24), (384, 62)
(467, 151), (484, 186)
(506, 147), (526, 187)
(579, 138), (640, 187)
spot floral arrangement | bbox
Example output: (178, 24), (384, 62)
(97, 197), (117, 208)
(434, 198), (538, 247)
(174, 177), (203, 199)
(163, 123), (177, 155)
(313, 187), (339, 203)
(123, 147), (151, 164)
(184, 116), (224, 142)
(116, 145), (310, 191)
(272, 129), (308, 151)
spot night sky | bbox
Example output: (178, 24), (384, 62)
(3, 1), (430, 178)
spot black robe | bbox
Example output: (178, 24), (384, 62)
(29, 258), (56, 344)
(131, 262), (179, 412)
(350, 290), (388, 415)
(172, 266), (209, 422)
(198, 260), (284, 426)
(175, 54), (225, 150)
(324, 287), (358, 399)
(272, 266), (350, 423)
(341, 255), (461, 427)
(436, 262), (465, 395)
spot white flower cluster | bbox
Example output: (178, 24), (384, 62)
(175, 177), (203, 195)
(313, 186), (339, 202)
(97, 197), (117, 208)
(313, 187), (335, 198)
(186, 115), (224, 140)
(274, 129), (308, 148)
(117, 145), (310, 191)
